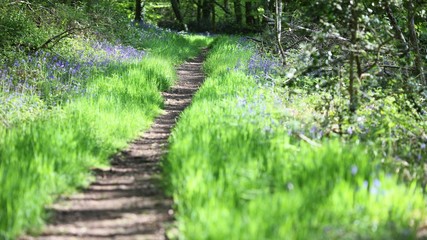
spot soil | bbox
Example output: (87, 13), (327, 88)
(21, 50), (207, 240)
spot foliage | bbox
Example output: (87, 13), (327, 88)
(141, 0), (268, 32)
(247, 0), (427, 185)
(163, 36), (426, 240)
(1, 0), (426, 238)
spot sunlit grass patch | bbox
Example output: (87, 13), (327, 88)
(0, 29), (210, 239)
(0, 59), (162, 238)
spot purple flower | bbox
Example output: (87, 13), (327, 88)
(373, 179), (381, 188)
(363, 180), (369, 189)
(351, 165), (358, 175)
(347, 127), (353, 135)
(370, 179), (381, 195)
(310, 126), (317, 134)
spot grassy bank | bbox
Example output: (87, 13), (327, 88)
(0, 29), (209, 239)
(163, 37), (425, 239)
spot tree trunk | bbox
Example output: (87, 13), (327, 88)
(348, 1), (359, 114)
(234, 0), (242, 25)
(224, 0), (229, 12)
(406, 0), (425, 84)
(269, 0), (275, 12)
(384, 2), (409, 56)
(134, 0), (142, 23)
(202, 0), (212, 26)
(384, 1), (424, 113)
(245, 1), (255, 26)
(197, 0), (202, 23)
(212, 3), (216, 31)
(383, 1), (411, 79)
(171, 0), (185, 29)
(275, 0), (285, 64)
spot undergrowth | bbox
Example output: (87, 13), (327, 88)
(163, 36), (426, 239)
(0, 13), (210, 240)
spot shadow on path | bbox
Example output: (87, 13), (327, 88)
(21, 50), (207, 240)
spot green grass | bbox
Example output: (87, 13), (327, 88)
(0, 33), (211, 239)
(162, 36), (426, 239)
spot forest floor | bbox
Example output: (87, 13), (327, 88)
(20, 50), (207, 240)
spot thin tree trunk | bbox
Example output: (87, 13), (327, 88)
(383, 0), (412, 83)
(269, 0), (275, 12)
(171, 0), (185, 29)
(197, 0), (202, 23)
(384, 2), (410, 59)
(245, 1), (254, 26)
(224, 0), (229, 13)
(349, 1), (359, 114)
(234, 0), (242, 25)
(406, 0), (425, 84)
(202, 0), (212, 26)
(212, 3), (216, 31)
(349, 53), (356, 113)
(275, 0), (285, 64)
(134, 0), (142, 23)
(384, 1), (424, 114)
(384, 2), (408, 50)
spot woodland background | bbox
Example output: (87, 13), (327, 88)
(1, 0), (427, 239)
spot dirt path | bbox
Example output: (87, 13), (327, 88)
(22, 50), (207, 240)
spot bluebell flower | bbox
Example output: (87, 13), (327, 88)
(351, 165), (358, 175)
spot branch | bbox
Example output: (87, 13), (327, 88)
(283, 38), (308, 51)
(363, 37), (393, 73)
(262, 14), (274, 22)
(380, 65), (412, 71)
(35, 27), (88, 51)
(383, 1), (410, 56)
(283, 23), (350, 42)
(213, 1), (231, 15)
(297, 134), (321, 147)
